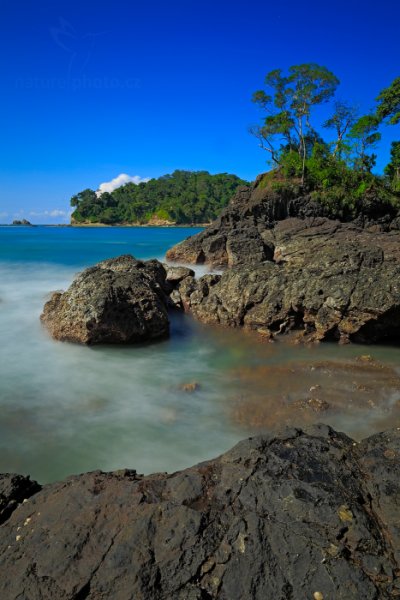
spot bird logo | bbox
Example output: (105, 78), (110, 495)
(50, 18), (104, 78)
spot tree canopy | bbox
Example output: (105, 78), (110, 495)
(376, 77), (400, 125)
(251, 64), (400, 220)
(70, 170), (249, 225)
(252, 63), (339, 183)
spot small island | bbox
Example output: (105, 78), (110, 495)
(12, 219), (32, 226)
(70, 170), (249, 226)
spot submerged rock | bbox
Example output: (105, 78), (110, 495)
(40, 254), (170, 344)
(0, 426), (399, 598)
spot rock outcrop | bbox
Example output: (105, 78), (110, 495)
(40, 255), (171, 344)
(12, 219), (32, 226)
(166, 176), (400, 268)
(177, 226), (400, 343)
(0, 425), (399, 599)
(166, 177), (400, 343)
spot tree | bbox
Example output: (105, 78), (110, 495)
(385, 141), (400, 190)
(376, 77), (400, 125)
(70, 188), (97, 208)
(252, 63), (339, 183)
(323, 101), (358, 157)
(348, 115), (381, 172)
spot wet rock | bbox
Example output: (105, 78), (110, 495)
(230, 360), (400, 434)
(166, 176), (400, 344)
(165, 265), (195, 284)
(293, 397), (330, 412)
(179, 381), (201, 393)
(166, 175), (400, 268)
(178, 240), (400, 343)
(0, 426), (399, 598)
(0, 474), (41, 526)
(40, 254), (170, 344)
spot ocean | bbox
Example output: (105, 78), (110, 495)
(1, 225), (400, 483)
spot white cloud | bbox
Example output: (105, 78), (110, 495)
(0, 211), (9, 219)
(97, 173), (149, 196)
(29, 209), (73, 222)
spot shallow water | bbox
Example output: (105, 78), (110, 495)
(1, 226), (400, 483)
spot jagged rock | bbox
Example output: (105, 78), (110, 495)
(0, 426), (399, 598)
(40, 254), (170, 344)
(178, 239), (400, 343)
(166, 182), (400, 343)
(0, 474), (40, 526)
(165, 265), (195, 284)
(166, 176), (400, 268)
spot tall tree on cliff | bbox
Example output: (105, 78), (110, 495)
(323, 101), (358, 158)
(252, 63), (339, 183)
(376, 77), (400, 125)
(385, 141), (400, 190)
(376, 77), (400, 190)
(348, 114), (381, 172)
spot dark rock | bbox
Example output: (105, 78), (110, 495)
(12, 219), (32, 226)
(166, 176), (400, 268)
(0, 426), (399, 598)
(0, 474), (41, 526)
(167, 185), (400, 343)
(40, 254), (170, 344)
(178, 237), (400, 343)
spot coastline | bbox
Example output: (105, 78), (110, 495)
(70, 221), (210, 228)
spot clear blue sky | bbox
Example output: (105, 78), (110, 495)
(1, 0), (399, 223)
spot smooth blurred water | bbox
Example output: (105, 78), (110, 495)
(1, 226), (400, 483)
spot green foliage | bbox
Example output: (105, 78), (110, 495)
(305, 149), (399, 220)
(376, 77), (400, 125)
(385, 141), (400, 191)
(323, 101), (357, 157)
(280, 151), (303, 179)
(348, 114), (381, 172)
(251, 65), (400, 222)
(252, 63), (339, 181)
(70, 170), (249, 225)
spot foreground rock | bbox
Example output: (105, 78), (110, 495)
(0, 425), (399, 598)
(41, 255), (170, 344)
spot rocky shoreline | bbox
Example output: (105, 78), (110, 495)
(4, 179), (400, 598)
(0, 425), (399, 598)
(166, 176), (400, 344)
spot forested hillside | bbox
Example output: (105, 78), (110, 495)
(70, 170), (249, 224)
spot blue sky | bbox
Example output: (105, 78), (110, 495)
(0, 0), (399, 223)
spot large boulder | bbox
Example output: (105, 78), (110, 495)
(0, 426), (399, 598)
(40, 255), (170, 344)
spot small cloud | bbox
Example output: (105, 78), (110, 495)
(29, 209), (73, 222)
(0, 211), (9, 219)
(97, 173), (149, 196)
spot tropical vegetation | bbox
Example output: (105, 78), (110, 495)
(70, 170), (248, 224)
(251, 64), (400, 220)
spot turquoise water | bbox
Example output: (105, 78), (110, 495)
(1, 226), (400, 483)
